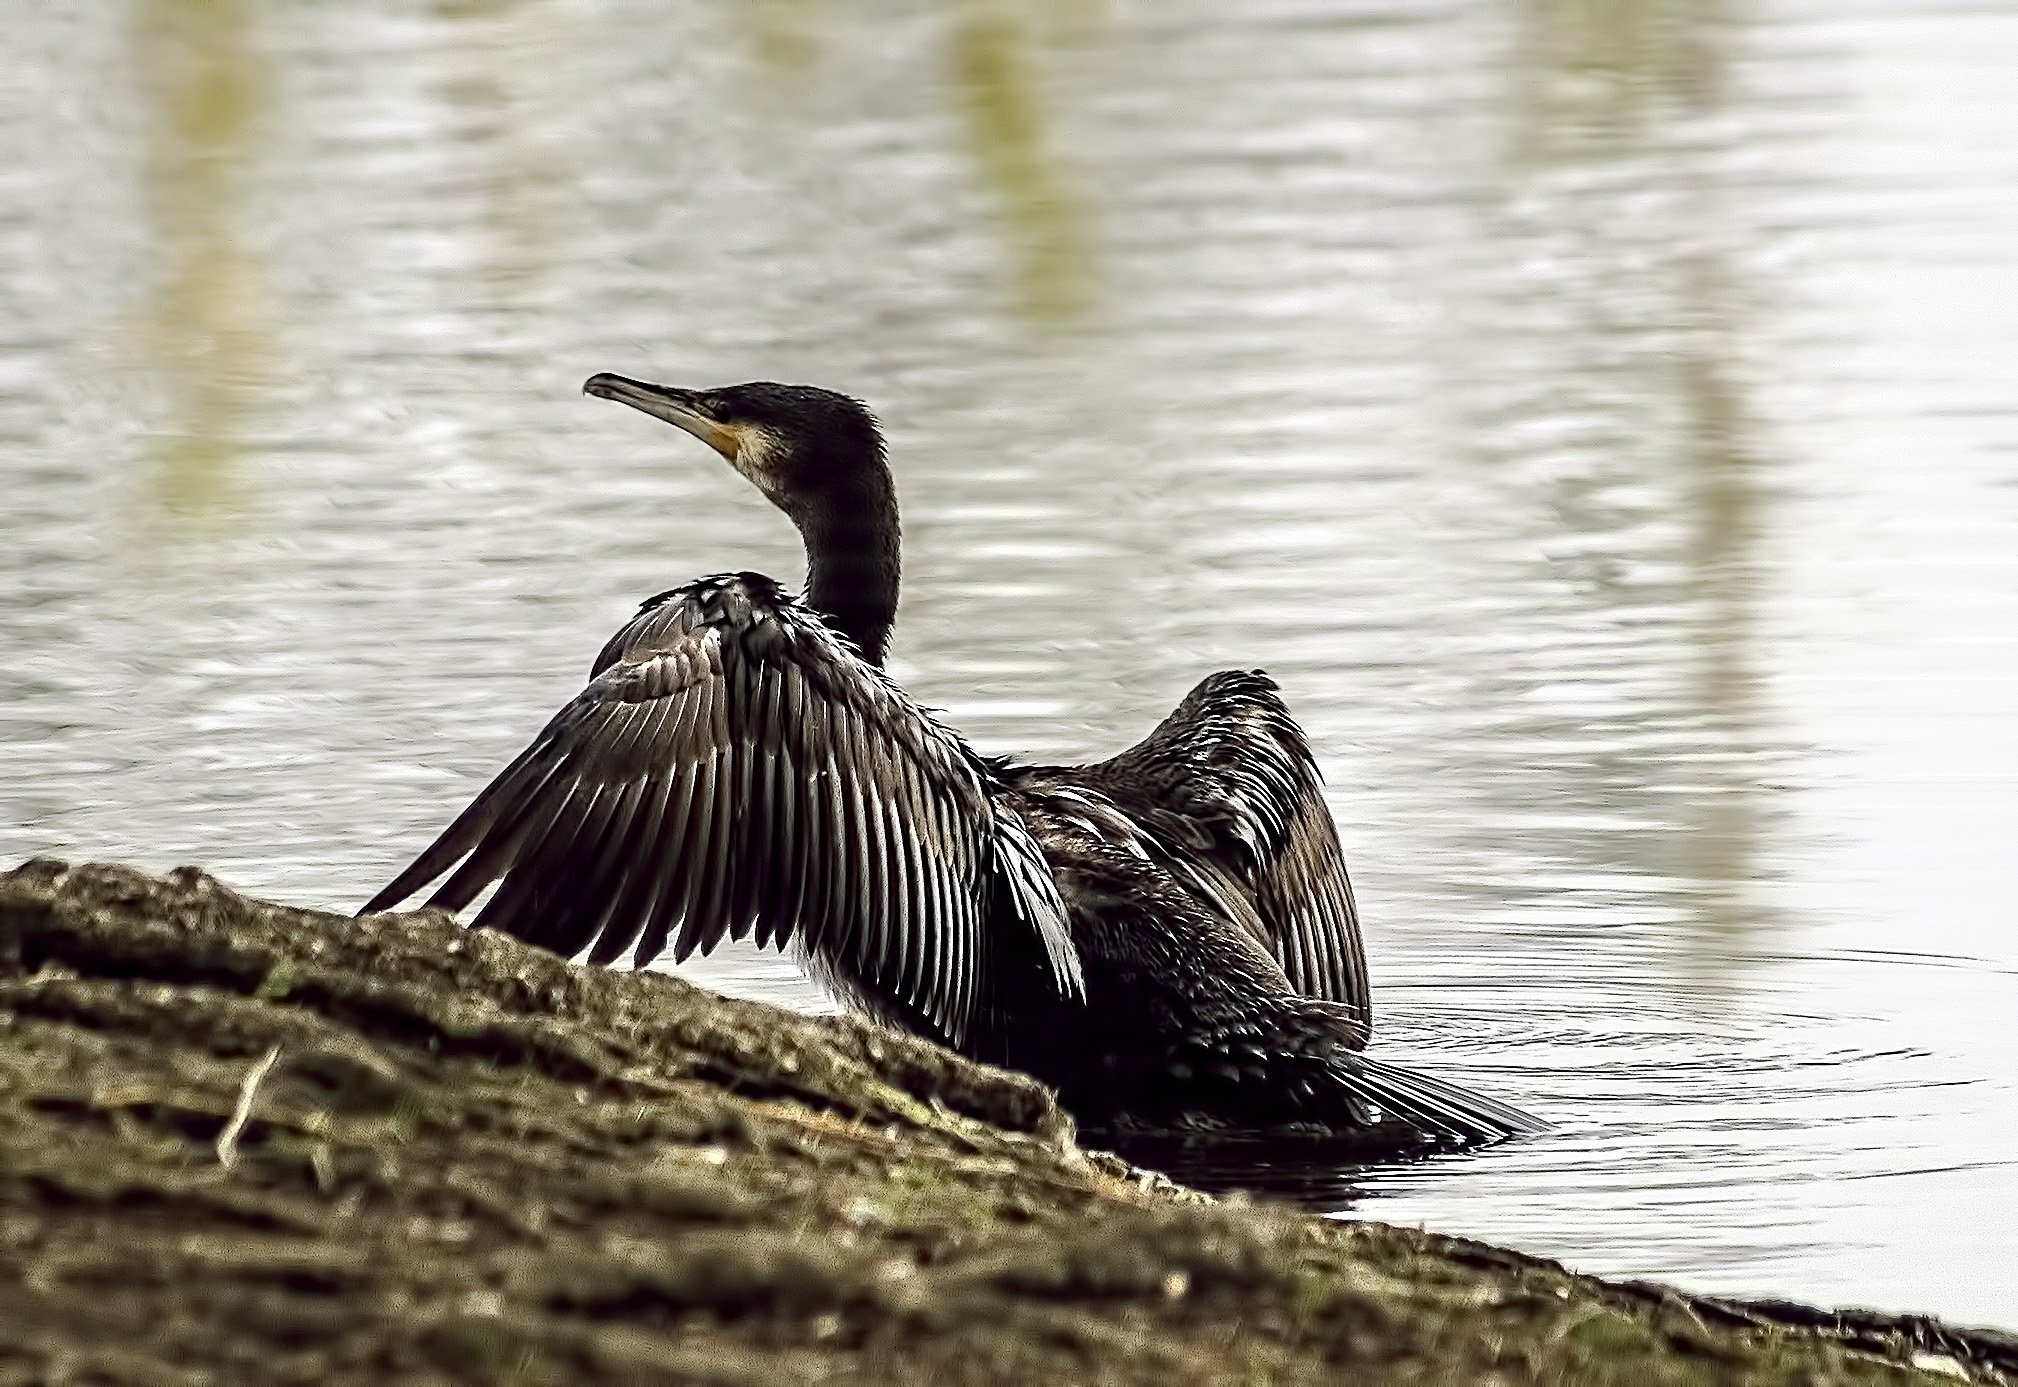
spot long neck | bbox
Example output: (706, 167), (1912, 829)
(795, 467), (900, 668)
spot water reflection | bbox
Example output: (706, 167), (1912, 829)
(1107, 1134), (1386, 1212)
(431, 0), (580, 303)
(945, 1), (1097, 325)
(5, 0), (2017, 1327)
(1674, 273), (1775, 978)
(731, 0), (826, 91)
(1509, 0), (1731, 163)
(1440, 0), (1782, 992)
(722, 0), (1097, 326)
(131, 0), (271, 522)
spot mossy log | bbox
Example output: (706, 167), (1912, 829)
(1, 860), (2010, 1385)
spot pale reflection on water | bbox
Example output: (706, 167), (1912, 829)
(6, 0), (2018, 1327)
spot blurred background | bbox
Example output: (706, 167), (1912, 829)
(5, 0), (2017, 1326)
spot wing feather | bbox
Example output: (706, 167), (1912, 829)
(586, 770), (672, 966)
(424, 755), (574, 912)
(636, 738), (701, 966)
(630, 785), (693, 970)
(672, 742), (726, 963)
(361, 573), (1078, 1046)
(361, 744), (559, 914)
(574, 774), (653, 946)
(470, 777), (600, 948)
(1076, 668), (1369, 1043)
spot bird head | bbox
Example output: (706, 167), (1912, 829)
(583, 374), (884, 507)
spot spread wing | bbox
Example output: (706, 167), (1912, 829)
(360, 573), (1081, 1047)
(1077, 669), (1370, 1042)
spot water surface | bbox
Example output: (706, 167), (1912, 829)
(5, 0), (2017, 1326)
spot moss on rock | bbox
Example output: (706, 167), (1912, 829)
(1, 860), (2010, 1385)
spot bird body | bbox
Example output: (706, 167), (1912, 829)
(362, 375), (1539, 1148)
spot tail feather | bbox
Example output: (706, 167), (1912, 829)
(1336, 1053), (1545, 1146)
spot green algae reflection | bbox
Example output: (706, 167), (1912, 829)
(131, 0), (274, 527)
(726, 0), (1099, 329)
(1496, 0), (1782, 991)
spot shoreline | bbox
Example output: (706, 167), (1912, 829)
(3, 858), (2011, 1384)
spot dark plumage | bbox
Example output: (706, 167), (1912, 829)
(362, 374), (1540, 1147)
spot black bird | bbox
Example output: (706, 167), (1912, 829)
(362, 375), (1539, 1147)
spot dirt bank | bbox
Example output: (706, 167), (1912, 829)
(2, 860), (2010, 1385)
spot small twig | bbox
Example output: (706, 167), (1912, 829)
(217, 1045), (282, 1170)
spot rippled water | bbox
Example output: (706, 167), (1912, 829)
(6, 0), (2017, 1327)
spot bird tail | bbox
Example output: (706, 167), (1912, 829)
(1332, 1051), (1546, 1147)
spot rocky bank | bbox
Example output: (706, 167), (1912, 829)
(1, 860), (2010, 1385)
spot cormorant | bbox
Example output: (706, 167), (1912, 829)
(361, 375), (1539, 1147)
